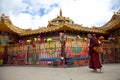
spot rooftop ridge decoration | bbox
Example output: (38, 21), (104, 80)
(0, 13), (12, 24)
(0, 13), (26, 34)
(47, 9), (74, 27)
(114, 9), (120, 16)
(60, 8), (63, 17)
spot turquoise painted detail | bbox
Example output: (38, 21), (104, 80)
(71, 41), (82, 54)
(71, 47), (82, 54)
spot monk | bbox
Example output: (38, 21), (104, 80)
(87, 34), (102, 72)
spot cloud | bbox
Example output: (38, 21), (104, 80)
(110, 0), (120, 10)
(0, 0), (120, 29)
(0, 0), (28, 15)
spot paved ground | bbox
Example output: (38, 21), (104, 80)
(0, 63), (120, 80)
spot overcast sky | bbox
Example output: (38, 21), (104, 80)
(0, 0), (120, 29)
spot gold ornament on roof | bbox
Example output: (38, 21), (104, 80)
(0, 13), (12, 24)
(47, 9), (74, 27)
(114, 9), (120, 15)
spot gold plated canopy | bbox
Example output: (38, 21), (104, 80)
(0, 9), (120, 36)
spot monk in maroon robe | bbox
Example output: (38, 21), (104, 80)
(87, 34), (102, 72)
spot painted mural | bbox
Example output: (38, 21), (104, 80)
(7, 44), (26, 65)
(65, 39), (89, 66)
(66, 39), (88, 57)
(0, 46), (4, 65)
(101, 41), (116, 63)
(39, 41), (61, 65)
(4, 38), (119, 66)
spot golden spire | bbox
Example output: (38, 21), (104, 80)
(60, 8), (62, 17)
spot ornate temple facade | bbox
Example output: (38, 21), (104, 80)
(0, 9), (120, 66)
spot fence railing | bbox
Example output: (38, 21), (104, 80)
(0, 41), (120, 66)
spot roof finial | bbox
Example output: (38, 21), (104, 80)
(60, 8), (62, 17)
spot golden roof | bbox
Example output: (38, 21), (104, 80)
(0, 13), (24, 34)
(0, 9), (120, 36)
(20, 24), (106, 36)
(98, 10), (120, 32)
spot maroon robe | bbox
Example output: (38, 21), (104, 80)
(89, 36), (102, 69)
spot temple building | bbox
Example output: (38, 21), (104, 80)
(0, 9), (120, 66)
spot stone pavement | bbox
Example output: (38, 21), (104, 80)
(0, 63), (120, 80)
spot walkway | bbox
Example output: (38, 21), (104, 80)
(0, 63), (120, 80)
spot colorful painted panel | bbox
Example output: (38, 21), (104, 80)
(46, 42), (56, 54)
(101, 42), (115, 63)
(0, 35), (9, 46)
(39, 41), (61, 65)
(66, 39), (89, 57)
(7, 45), (27, 65)
(0, 46), (4, 53)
